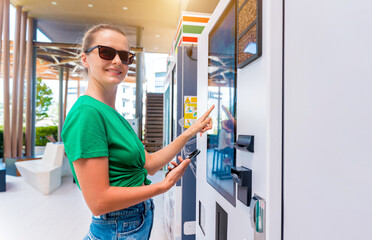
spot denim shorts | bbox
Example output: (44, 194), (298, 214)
(84, 199), (154, 240)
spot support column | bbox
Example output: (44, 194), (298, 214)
(58, 67), (64, 142)
(30, 19), (37, 156)
(63, 68), (69, 121)
(17, 11), (28, 157)
(25, 17), (34, 156)
(0, 0), (2, 161)
(11, 6), (22, 157)
(135, 27), (144, 140)
(77, 78), (80, 97)
(0, 0), (4, 67)
(2, 0), (11, 159)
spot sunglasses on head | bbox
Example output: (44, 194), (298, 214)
(85, 45), (135, 65)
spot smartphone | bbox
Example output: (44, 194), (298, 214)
(186, 149), (201, 160)
(165, 149), (201, 177)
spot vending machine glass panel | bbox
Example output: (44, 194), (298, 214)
(207, 0), (237, 206)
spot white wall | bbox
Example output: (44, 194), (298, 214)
(284, 0), (372, 239)
(196, 0), (283, 239)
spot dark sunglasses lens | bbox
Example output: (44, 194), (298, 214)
(118, 51), (131, 64)
(128, 55), (134, 64)
(99, 47), (116, 60)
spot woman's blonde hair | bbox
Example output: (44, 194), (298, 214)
(81, 23), (128, 54)
(78, 24), (128, 75)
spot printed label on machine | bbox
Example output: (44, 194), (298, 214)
(184, 96), (197, 128)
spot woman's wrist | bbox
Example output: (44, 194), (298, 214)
(157, 180), (170, 194)
(183, 127), (195, 139)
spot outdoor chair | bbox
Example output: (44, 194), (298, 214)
(15, 142), (65, 195)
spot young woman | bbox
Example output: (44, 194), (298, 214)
(61, 24), (214, 240)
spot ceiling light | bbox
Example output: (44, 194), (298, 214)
(88, 4), (93, 7)
(51, 2), (57, 5)
(123, 7), (128, 10)
(155, 35), (160, 38)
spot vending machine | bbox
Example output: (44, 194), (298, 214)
(163, 45), (199, 240)
(196, 0), (372, 240)
(163, 12), (211, 240)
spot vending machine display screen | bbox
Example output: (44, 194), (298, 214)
(207, 0), (236, 206)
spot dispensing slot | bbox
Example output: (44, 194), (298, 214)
(231, 166), (252, 206)
(234, 135), (254, 152)
(215, 202), (228, 240)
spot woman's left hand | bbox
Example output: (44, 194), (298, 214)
(165, 158), (182, 176)
(187, 105), (215, 137)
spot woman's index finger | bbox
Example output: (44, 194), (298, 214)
(201, 105), (215, 119)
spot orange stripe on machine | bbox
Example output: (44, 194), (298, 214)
(183, 16), (210, 23)
(182, 36), (198, 43)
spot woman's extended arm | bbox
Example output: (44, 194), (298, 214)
(74, 155), (190, 216)
(144, 105), (214, 175)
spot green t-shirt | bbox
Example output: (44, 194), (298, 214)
(61, 95), (151, 189)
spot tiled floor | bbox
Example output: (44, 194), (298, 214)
(0, 171), (167, 240)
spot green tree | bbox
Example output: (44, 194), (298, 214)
(36, 77), (53, 121)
